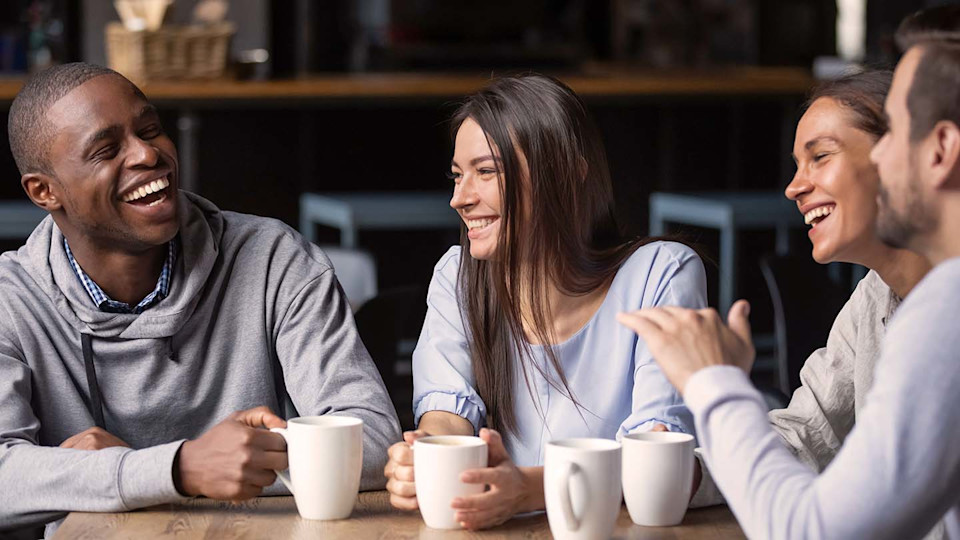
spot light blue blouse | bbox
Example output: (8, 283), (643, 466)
(412, 241), (708, 467)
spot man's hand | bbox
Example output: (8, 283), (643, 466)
(452, 428), (539, 530)
(617, 300), (755, 394)
(176, 406), (288, 500)
(60, 427), (130, 450)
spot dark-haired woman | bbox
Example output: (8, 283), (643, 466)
(769, 70), (931, 471)
(382, 74), (707, 529)
(685, 71), (944, 539)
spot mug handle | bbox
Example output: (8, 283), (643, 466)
(558, 461), (585, 532)
(269, 427), (294, 494)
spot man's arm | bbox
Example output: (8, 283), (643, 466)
(619, 295), (960, 539)
(274, 268), (402, 491)
(0, 349), (188, 529)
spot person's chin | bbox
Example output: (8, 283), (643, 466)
(810, 242), (836, 265)
(469, 244), (496, 261)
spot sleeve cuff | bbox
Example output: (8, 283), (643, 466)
(117, 440), (191, 510)
(414, 392), (485, 434)
(620, 418), (687, 438)
(683, 366), (760, 417)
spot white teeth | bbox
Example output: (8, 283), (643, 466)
(803, 205), (835, 225)
(466, 218), (496, 230)
(123, 176), (170, 202)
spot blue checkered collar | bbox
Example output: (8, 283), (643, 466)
(63, 238), (178, 315)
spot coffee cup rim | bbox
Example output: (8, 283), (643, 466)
(288, 415), (363, 428)
(414, 435), (487, 448)
(546, 437), (621, 452)
(623, 431), (694, 444)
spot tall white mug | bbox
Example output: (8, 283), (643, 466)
(622, 431), (695, 526)
(544, 438), (622, 540)
(270, 415), (363, 520)
(413, 435), (487, 529)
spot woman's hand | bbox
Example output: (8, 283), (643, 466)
(452, 428), (542, 530)
(384, 430), (427, 510)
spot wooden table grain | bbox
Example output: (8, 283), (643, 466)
(54, 491), (743, 539)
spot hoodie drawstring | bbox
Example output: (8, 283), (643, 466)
(80, 334), (106, 429)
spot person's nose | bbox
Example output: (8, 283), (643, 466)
(785, 167), (813, 202)
(450, 174), (479, 210)
(127, 136), (161, 169)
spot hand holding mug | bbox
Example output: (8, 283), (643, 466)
(384, 430), (429, 510)
(452, 428), (534, 530)
(175, 406), (288, 500)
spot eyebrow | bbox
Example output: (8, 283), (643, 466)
(450, 155), (501, 169)
(790, 136), (841, 162)
(82, 126), (120, 153)
(81, 105), (160, 153)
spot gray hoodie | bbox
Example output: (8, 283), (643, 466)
(0, 191), (401, 531)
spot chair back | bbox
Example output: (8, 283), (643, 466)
(321, 245), (378, 311)
(760, 254), (846, 395)
(354, 286), (427, 431)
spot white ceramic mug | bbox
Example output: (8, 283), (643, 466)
(622, 431), (695, 526)
(544, 438), (622, 540)
(413, 435), (487, 529)
(270, 415), (363, 520)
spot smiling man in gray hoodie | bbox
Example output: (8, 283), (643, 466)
(0, 63), (401, 535)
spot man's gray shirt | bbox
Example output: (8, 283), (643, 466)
(0, 191), (401, 530)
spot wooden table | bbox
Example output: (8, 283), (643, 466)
(55, 491), (743, 539)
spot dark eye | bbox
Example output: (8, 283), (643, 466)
(813, 153), (829, 163)
(94, 145), (119, 160)
(140, 124), (164, 139)
(478, 168), (496, 176)
(446, 171), (462, 182)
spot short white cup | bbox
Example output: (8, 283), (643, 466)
(622, 431), (695, 526)
(544, 438), (622, 540)
(413, 435), (487, 529)
(270, 415), (363, 520)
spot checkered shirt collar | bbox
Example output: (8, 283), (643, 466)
(63, 238), (178, 315)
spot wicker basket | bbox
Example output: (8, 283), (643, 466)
(105, 22), (235, 82)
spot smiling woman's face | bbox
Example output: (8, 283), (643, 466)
(786, 97), (883, 265)
(449, 117), (505, 260)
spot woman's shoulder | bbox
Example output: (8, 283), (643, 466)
(618, 240), (702, 277)
(433, 246), (462, 275)
(609, 240), (706, 309)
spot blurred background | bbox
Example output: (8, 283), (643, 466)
(0, 0), (954, 427)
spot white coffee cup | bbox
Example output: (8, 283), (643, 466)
(270, 415), (363, 520)
(621, 431), (695, 526)
(413, 435), (488, 529)
(544, 438), (622, 540)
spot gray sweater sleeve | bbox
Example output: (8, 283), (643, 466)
(0, 343), (188, 529)
(274, 268), (402, 491)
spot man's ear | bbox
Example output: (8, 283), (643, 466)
(928, 120), (960, 190)
(21, 172), (63, 212)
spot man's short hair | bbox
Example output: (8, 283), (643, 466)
(906, 43), (960, 142)
(893, 6), (960, 142)
(896, 4), (960, 51)
(8, 62), (124, 176)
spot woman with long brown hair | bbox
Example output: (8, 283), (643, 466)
(382, 74), (707, 529)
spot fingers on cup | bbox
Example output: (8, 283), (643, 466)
(455, 508), (504, 530)
(386, 477), (417, 498)
(389, 492), (420, 511)
(388, 441), (414, 465)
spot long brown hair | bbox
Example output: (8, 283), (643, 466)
(451, 74), (650, 437)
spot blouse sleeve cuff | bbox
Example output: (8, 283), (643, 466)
(414, 391), (485, 434)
